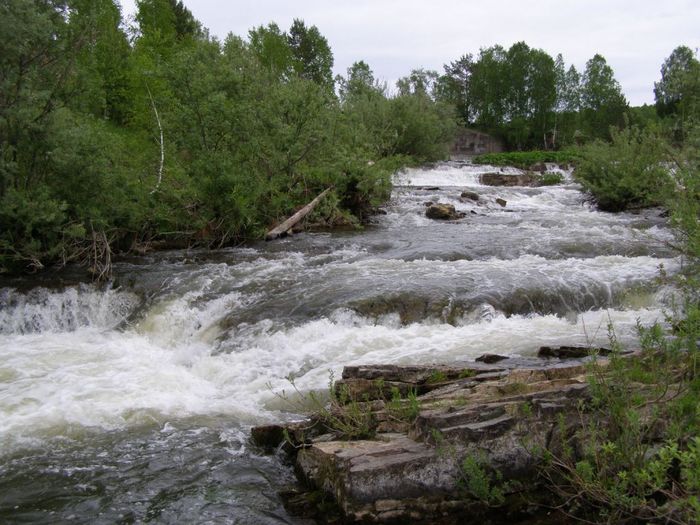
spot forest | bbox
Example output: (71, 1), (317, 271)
(1, 0), (698, 277)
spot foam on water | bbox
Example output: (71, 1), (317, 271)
(0, 285), (140, 334)
(0, 299), (668, 453)
(392, 161), (574, 188)
(393, 163), (517, 187)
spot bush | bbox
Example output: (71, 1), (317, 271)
(537, 172), (565, 186)
(574, 126), (672, 212)
(545, 313), (700, 524)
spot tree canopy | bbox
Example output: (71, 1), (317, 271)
(436, 44), (629, 148)
(0, 0), (455, 274)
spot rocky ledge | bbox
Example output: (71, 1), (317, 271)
(252, 352), (614, 524)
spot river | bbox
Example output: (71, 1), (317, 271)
(0, 161), (678, 523)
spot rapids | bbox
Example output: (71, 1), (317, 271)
(0, 161), (678, 523)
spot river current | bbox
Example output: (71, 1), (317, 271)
(0, 162), (678, 523)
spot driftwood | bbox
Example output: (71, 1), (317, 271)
(265, 187), (333, 240)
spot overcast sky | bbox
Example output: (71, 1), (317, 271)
(120, 0), (700, 106)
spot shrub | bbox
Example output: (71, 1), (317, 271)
(537, 172), (565, 186)
(574, 126), (672, 211)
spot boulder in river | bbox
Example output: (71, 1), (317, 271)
(425, 203), (464, 220)
(480, 172), (539, 187)
(529, 162), (547, 172)
(495, 198), (507, 207)
(475, 353), (509, 364)
(460, 190), (480, 202)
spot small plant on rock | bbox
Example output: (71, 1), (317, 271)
(459, 454), (507, 506)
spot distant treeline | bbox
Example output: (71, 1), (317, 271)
(430, 42), (699, 150)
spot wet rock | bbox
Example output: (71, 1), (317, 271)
(476, 353), (509, 364)
(495, 198), (507, 207)
(529, 162), (547, 172)
(257, 359), (601, 523)
(480, 173), (539, 187)
(349, 294), (458, 325)
(423, 201), (434, 207)
(425, 203), (464, 220)
(538, 345), (611, 359)
(419, 186), (441, 191)
(250, 420), (325, 452)
(251, 424), (288, 450)
(460, 190), (480, 201)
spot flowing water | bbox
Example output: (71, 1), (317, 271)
(0, 162), (678, 523)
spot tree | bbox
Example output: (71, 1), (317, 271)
(553, 57), (582, 146)
(437, 54), (474, 125)
(67, 0), (132, 123)
(580, 54), (627, 139)
(0, 0), (73, 196)
(248, 23), (293, 80)
(337, 60), (382, 102)
(654, 45), (700, 139)
(469, 45), (508, 131)
(287, 19), (334, 90)
(527, 48), (556, 147)
(396, 68), (439, 98)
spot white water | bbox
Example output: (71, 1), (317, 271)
(0, 294), (668, 453)
(0, 161), (683, 523)
(0, 162), (679, 456)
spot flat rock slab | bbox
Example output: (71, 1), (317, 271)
(251, 356), (616, 523)
(297, 433), (462, 521)
(480, 172), (540, 186)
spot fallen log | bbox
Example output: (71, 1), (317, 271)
(265, 187), (333, 240)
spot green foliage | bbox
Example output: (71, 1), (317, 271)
(438, 44), (629, 147)
(669, 126), (700, 283)
(537, 172), (564, 186)
(0, 3), (453, 275)
(459, 454), (506, 506)
(0, 187), (76, 271)
(542, 127), (700, 522)
(287, 19), (334, 90)
(389, 91), (457, 162)
(546, 311), (700, 523)
(426, 370), (448, 384)
(574, 125), (671, 211)
(654, 45), (700, 141)
(580, 54), (629, 140)
(473, 150), (579, 169)
(386, 387), (421, 423)
(276, 371), (377, 441)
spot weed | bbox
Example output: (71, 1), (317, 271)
(386, 387), (421, 422)
(537, 172), (564, 186)
(426, 370), (448, 384)
(543, 305), (700, 524)
(459, 454), (506, 506)
(458, 368), (476, 379)
(273, 370), (376, 440)
(472, 150), (579, 170)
